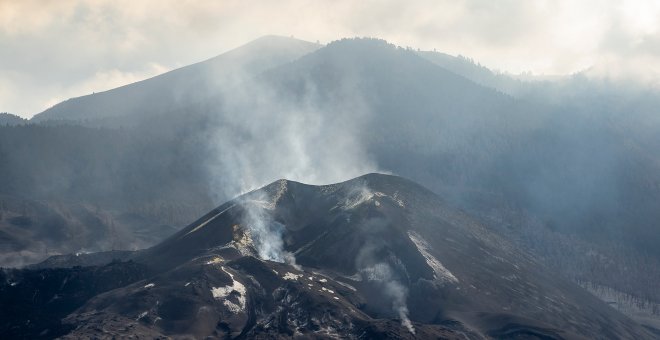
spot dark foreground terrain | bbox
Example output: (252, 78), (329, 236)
(1, 174), (655, 339)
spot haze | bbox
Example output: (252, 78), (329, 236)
(2, 0), (660, 118)
(3, 1), (660, 337)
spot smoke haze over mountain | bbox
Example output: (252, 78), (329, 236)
(2, 0), (659, 118)
(2, 4), (660, 335)
(201, 57), (378, 200)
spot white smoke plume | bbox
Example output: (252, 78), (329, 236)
(242, 201), (287, 261)
(361, 262), (415, 334)
(341, 182), (378, 210)
(203, 60), (376, 202)
(238, 181), (297, 266)
(202, 49), (378, 265)
(356, 216), (415, 334)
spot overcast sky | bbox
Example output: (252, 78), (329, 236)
(2, 0), (659, 118)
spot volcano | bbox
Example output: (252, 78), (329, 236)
(1, 174), (653, 339)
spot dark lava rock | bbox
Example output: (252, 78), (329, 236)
(2, 174), (655, 339)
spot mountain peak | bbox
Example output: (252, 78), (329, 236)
(246, 34), (320, 46)
(209, 35), (320, 62)
(6, 174), (654, 338)
(31, 36), (321, 124)
(48, 174), (654, 338)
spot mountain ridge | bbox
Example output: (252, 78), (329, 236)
(31, 35), (321, 124)
(7, 173), (650, 339)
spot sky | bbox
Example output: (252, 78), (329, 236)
(1, 0), (659, 118)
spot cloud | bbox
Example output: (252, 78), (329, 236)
(1, 0), (659, 117)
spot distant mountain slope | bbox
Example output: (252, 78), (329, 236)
(0, 123), (213, 267)
(257, 38), (537, 204)
(2, 174), (653, 338)
(0, 194), (181, 268)
(31, 36), (320, 125)
(416, 50), (529, 95)
(0, 113), (26, 126)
